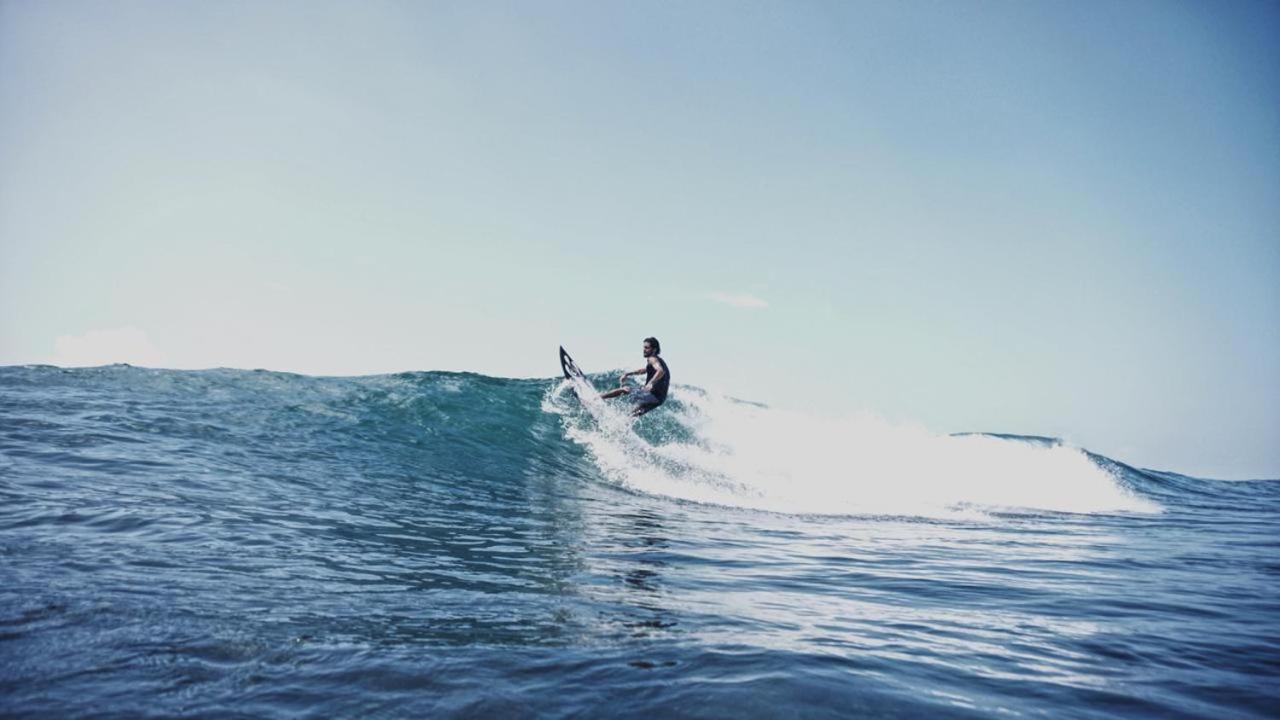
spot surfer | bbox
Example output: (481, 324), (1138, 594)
(600, 337), (670, 417)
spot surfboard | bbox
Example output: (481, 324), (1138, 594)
(559, 346), (586, 382)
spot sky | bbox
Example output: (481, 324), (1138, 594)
(1, 0), (1277, 478)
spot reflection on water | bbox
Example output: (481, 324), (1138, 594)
(617, 511), (677, 637)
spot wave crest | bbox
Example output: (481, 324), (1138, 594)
(546, 379), (1159, 518)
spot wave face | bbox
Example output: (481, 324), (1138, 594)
(1, 365), (1277, 718)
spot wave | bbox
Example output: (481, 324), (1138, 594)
(547, 371), (1161, 518)
(2, 363), (1231, 519)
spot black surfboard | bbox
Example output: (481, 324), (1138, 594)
(559, 346), (586, 382)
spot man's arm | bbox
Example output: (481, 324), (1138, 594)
(618, 366), (648, 385)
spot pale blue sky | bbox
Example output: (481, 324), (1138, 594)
(2, 0), (1277, 478)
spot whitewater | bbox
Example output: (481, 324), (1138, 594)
(1, 364), (1276, 718)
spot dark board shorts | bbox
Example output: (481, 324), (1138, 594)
(627, 387), (662, 409)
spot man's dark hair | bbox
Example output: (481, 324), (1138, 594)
(644, 336), (661, 354)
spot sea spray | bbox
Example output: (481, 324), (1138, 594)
(546, 379), (1159, 517)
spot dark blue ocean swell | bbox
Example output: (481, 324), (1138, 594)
(1, 365), (1277, 718)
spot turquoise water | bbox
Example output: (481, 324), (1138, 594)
(1, 365), (1276, 718)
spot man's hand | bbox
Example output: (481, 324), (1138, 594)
(618, 373), (629, 386)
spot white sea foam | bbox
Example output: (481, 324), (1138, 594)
(545, 381), (1160, 518)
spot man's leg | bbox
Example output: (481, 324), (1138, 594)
(600, 387), (628, 400)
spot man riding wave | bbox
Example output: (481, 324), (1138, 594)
(600, 336), (670, 417)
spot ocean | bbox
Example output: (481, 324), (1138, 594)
(1, 364), (1276, 718)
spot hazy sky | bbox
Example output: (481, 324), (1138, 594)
(2, 0), (1277, 478)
